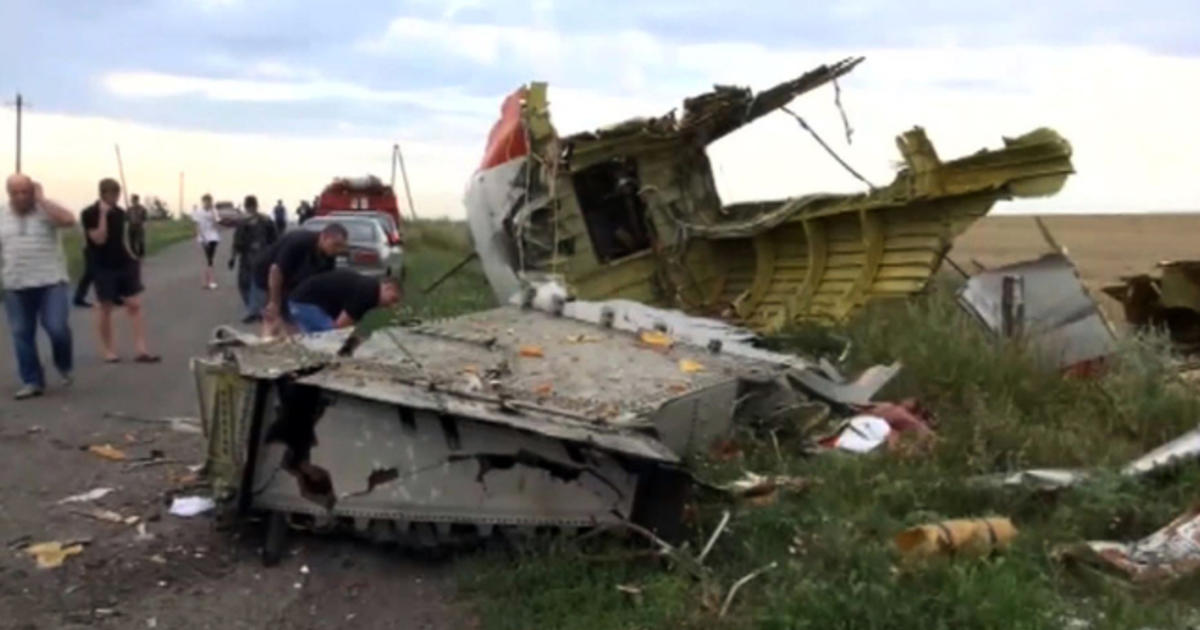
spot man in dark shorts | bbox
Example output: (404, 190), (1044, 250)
(80, 178), (159, 363)
(229, 195), (278, 323)
(251, 222), (348, 336)
(288, 270), (402, 333)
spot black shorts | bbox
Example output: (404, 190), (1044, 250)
(202, 241), (218, 266)
(94, 263), (143, 304)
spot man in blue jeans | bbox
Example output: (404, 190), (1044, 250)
(0, 174), (79, 399)
(288, 270), (401, 333)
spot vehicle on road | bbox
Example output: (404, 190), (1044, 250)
(327, 210), (403, 246)
(213, 200), (241, 226)
(314, 176), (405, 235)
(302, 215), (403, 277)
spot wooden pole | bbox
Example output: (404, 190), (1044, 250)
(396, 143), (418, 221)
(14, 94), (22, 173)
(178, 172), (184, 220)
(114, 144), (129, 208)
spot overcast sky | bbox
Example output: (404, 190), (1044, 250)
(2, 0), (1198, 215)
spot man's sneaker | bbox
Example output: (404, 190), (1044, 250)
(60, 373), (73, 388)
(73, 299), (93, 308)
(14, 385), (43, 400)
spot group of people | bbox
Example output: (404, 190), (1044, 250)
(189, 194), (402, 337)
(1, 175), (159, 400)
(0, 175), (403, 400)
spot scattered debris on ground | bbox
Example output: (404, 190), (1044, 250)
(56, 487), (114, 505)
(169, 496), (216, 518)
(24, 539), (89, 569)
(1057, 506), (1200, 584)
(87, 444), (128, 461)
(1104, 260), (1200, 351)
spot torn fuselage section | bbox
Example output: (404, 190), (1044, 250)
(465, 57), (1075, 331)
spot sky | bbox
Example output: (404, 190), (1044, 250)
(1, 0), (1198, 217)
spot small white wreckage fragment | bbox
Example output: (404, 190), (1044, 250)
(826, 415), (892, 453)
(169, 496), (216, 517)
(717, 472), (811, 505)
(1057, 505), (1200, 584)
(57, 487), (114, 505)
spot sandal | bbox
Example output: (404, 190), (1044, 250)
(134, 354), (161, 364)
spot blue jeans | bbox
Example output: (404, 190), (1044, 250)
(248, 281), (268, 319)
(3, 283), (73, 388)
(288, 302), (335, 333)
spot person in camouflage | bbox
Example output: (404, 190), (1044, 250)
(228, 195), (278, 323)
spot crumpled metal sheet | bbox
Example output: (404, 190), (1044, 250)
(1057, 506), (1200, 583)
(959, 254), (1116, 370)
(978, 424), (1200, 489)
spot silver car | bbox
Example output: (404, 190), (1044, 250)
(302, 216), (403, 277)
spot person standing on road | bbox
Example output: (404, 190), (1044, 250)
(0, 174), (79, 399)
(72, 238), (94, 308)
(273, 199), (287, 233)
(192, 194), (221, 290)
(81, 178), (160, 364)
(229, 195), (278, 323)
(251, 223), (348, 337)
(127, 194), (148, 258)
(288, 270), (401, 333)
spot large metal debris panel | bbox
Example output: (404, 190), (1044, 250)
(225, 305), (790, 461)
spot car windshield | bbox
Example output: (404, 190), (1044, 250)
(304, 219), (377, 244)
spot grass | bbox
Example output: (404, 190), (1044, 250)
(61, 218), (196, 279)
(385, 221), (1200, 628)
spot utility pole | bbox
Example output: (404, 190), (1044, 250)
(6, 93), (26, 173)
(178, 172), (184, 220)
(114, 144), (129, 208)
(394, 143), (418, 221)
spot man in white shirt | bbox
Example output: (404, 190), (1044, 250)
(0, 174), (79, 399)
(192, 194), (221, 290)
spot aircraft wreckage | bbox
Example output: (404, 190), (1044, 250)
(465, 57), (1075, 330)
(193, 58), (1073, 559)
(193, 288), (900, 559)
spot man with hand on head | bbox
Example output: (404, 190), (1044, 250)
(0, 174), (78, 399)
(288, 270), (402, 333)
(250, 222), (348, 336)
(81, 178), (159, 364)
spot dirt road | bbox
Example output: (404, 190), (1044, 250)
(0, 241), (465, 629)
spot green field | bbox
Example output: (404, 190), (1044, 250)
(396, 221), (1200, 630)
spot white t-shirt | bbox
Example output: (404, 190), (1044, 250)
(0, 204), (68, 289)
(192, 207), (220, 243)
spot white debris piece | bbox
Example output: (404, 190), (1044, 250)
(57, 487), (115, 505)
(169, 496), (216, 517)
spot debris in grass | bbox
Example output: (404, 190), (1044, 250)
(717, 472), (812, 505)
(894, 517), (1017, 560)
(818, 399), (934, 454)
(88, 444), (128, 461)
(169, 496), (216, 517)
(616, 584), (644, 605)
(822, 415), (891, 453)
(72, 507), (139, 525)
(25, 539), (88, 569)
(719, 561), (778, 618)
(56, 487), (114, 505)
(1056, 505), (1200, 584)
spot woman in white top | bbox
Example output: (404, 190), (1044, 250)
(192, 194), (222, 290)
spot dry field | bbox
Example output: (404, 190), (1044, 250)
(953, 213), (1200, 323)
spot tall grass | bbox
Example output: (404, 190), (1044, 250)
(456, 284), (1200, 630)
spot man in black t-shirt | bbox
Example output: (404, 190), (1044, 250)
(229, 195), (278, 323)
(288, 270), (402, 333)
(250, 223), (348, 336)
(80, 178), (159, 363)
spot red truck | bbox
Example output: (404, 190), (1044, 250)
(313, 175), (404, 244)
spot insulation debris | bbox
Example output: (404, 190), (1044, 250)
(894, 517), (1017, 561)
(88, 444), (128, 461)
(25, 540), (88, 569)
